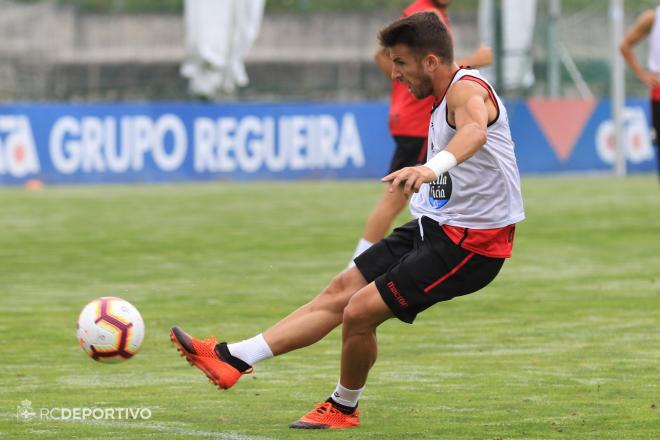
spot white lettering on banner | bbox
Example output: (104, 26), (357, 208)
(193, 113), (365, 173)
(596, 107), (655, 164)
(49, 114), (187, 174)
(337, 114), (365, 167)
(319, 115), (338, 167)
(49, 116), (81, 174)
(153, 115), (187, 171)
(218, 117), (237, 172)
(82, 117), (105, 172)
(235, 116), (265, 173)
(0, 116), (40, 177)
(105, 118), (130, 172)
(289, 116), (307, 170)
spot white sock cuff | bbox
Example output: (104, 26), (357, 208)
(330, 382), (365, 408)
(227, 333), (273, 366)
(349, 238), (374, 267)
(356, 238), (374, 254)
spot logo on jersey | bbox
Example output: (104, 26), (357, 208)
(428, 172), (452, 208)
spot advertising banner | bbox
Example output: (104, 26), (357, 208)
(0, 99), (655, 185)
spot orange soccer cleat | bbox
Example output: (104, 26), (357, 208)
(169, 325), (252, 390)
(289, 401), (360, 429)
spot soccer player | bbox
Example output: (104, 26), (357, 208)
(349, 0), (493, 265)
(171, 12), (524, 429)
(620, 5), (660, 180)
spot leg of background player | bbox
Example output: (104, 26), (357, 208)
(349, 185), (408, 266)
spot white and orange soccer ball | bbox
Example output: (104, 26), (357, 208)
(77, 297), (145, 363)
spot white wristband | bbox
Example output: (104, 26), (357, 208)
(423, 150), (457, 179)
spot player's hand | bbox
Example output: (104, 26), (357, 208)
(472, 44), (493, 66)
(381, 166), (437, 197)
(640, 70), (660, 87)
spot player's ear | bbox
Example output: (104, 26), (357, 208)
(423, 53), (441, 72)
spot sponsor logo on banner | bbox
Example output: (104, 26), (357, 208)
(596, 107), (655, 164)
(193, 113), (365, 173)
(0, 116), (40, 178)
(46, 112), (364, 175)
(49, 114), (188, 174)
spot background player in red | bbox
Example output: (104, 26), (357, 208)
(349, 0), (493, 265)
(620, 5), (660, 181)
(170, 12), (524, 430)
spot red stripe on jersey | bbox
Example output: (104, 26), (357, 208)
(424, 252), (475, 293)
(458, 75), (500, 115)
(442, 224), (516, 258)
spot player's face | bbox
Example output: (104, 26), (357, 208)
(389, 44), (434, 99)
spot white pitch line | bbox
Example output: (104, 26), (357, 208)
(63, 419), (274, 440)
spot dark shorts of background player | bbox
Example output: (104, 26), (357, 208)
(354, 216), (505, 324)
(388, 136), (428, 174)
(650, 100), (660, 176)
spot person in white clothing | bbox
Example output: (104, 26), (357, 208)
(620, 6), (660, 180)
(169, 12), (524, 430)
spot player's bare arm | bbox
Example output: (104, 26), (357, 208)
(382, 80), (491, 196)
(620, 9), (659, 87)
(445, 79), (493, 161)
(456, 43), (493, 68)
(374, 47), (393, 77)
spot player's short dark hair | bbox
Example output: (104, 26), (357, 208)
(378, 12), (454, 64)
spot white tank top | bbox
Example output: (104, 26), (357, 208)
(648, 7), (660, 73)
(409, 68), (525, 229)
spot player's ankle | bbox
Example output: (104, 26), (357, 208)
(226, 333), (273, 366)
(326, 398), (357, 415)
(214, 342), (252, 372)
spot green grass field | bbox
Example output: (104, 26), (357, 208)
(0, 175), (658, 439)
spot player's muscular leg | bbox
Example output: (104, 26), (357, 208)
(263, 266), (368, 355)
(340, 283), (394, 389)
(363, 185), (408, 243)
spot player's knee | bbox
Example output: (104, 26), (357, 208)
(325, 272), (348, 297)
(381, 191), (407, 212)
(342, 300), (372, 331)
(314, 272), (352, 313)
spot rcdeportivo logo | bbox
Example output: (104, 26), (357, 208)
(16, 400), (152, 422)
(16, 400), (36, 421)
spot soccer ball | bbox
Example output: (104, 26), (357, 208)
(77, 297), (145, 363)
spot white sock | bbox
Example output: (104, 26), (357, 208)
(227, 334), (273, 366)
(330, 382), (364, 408)
(348, 238), (373, 268)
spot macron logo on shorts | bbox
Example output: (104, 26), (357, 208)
(386, 281), (409, 308)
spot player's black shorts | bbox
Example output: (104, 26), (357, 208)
(388, 136), (428, 174)
(651, 99), (660, 144)
(354, 216), (505, 324)
(651, 100), (660, 175)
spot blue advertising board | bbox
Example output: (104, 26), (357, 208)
(0, 99), (655, 185)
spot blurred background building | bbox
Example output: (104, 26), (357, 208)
(0, 0), (657, 102)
